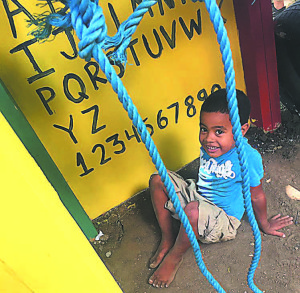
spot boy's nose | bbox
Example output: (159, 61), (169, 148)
(206, 131), (215, 142)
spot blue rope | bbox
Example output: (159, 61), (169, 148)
(200, 1), (262, 292)
(41, 0), (158, 65)
(40, 0), (263, 291)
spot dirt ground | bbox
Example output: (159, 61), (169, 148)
(92, 108), (300, 293)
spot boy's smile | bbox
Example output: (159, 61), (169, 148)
(199, 111), (235, 158)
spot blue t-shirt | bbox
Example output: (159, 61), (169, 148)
(196, 138), (264, 220)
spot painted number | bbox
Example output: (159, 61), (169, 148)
(157, 110), (168, 129)
(125, 126), (141, 143)
(92, 143), (112, 165)
(76, 152), (94, 177)
(185, 95), (196, 117)
(106, 134), (126, 154)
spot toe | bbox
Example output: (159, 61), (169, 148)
(148, 276), (154, 285)
(149, 262), (158, 269)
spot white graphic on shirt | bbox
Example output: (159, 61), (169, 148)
(200, 156), (236, 179)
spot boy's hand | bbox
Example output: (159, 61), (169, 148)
(261, 214), (294, 238)
(251, 183), (294, 238)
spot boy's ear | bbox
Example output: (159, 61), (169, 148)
(241, 122), (250, 136)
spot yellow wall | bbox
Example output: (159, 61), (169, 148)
(0, 0), (246, 218)
(0, 112), (121, 293)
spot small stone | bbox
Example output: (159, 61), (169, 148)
(106, 251), (112, 258)
(286, 185), (300, 200)
(100, 234), (109, 241)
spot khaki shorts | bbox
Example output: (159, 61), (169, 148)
(163, 170), (241, 244)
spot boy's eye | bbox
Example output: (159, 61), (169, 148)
(200, 127), (207, 133)
(215, 129), (223, 135)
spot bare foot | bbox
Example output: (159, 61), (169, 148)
(149, 238), (175, 269)
(148, 250), (183, 288)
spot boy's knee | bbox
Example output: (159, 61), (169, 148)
(149, 174), (163, 189)
(184, 201), (199, 222)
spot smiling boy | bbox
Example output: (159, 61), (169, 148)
(148, 89), (293, 288)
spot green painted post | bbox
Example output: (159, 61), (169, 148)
(0, 79), (97, 240)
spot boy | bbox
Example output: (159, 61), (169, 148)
(148, 89), (293, 288)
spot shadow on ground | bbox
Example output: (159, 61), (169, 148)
(92, 109), (300, 293)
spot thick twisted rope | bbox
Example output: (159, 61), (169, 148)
(201, 0), (262, 292)
(38, 0), (263, 291)
(102, 0), (158, 64)
(32, 0), (158, 64)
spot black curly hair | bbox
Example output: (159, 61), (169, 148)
(200, 89), (251, 125)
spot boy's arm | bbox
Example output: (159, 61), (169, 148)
(250, 181), (293, 237)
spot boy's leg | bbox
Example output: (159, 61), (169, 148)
(149, 174), (177, 268)
(149, 201), (199, 288)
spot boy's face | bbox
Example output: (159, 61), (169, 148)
(199, 111), (236, 158)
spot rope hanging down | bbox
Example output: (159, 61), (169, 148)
(35, 0), (263, 291)
(198, 0), (263, 292)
